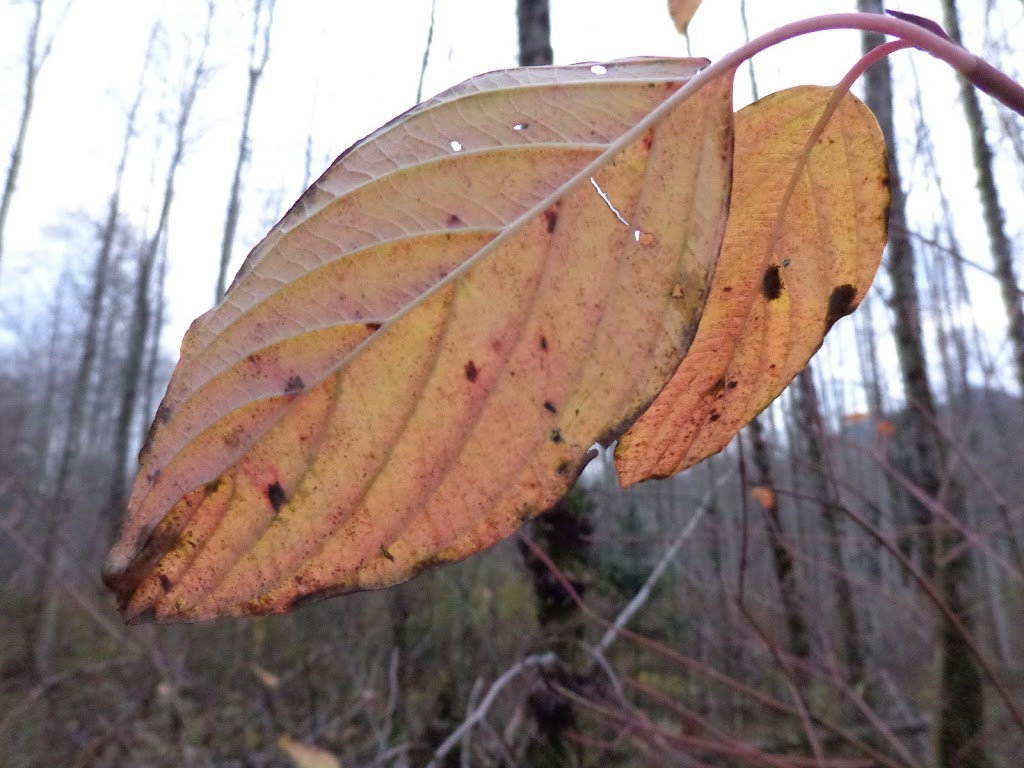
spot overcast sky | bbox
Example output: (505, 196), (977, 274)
(0, 0), (1020, 400)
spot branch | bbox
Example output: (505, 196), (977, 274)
(425, 652), (557, 768)
(595, 484), (716, 657)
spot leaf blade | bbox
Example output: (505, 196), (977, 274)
(105, 59), (736, 621)
(615, 85), (889, 485)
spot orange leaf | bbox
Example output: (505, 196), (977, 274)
(668, 0), (704, 34)
(876, 419), (897, 437)
(750, 485), (776, 510)
(104, 59), (736, 622)
(615, 86), (888, 485)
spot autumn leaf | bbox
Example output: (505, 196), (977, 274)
(668, 0), (704, 34)
(278, 736), (342, 768)
(615, 86), (888, 485)
(750, 485), (776, 510)
(103, 58), (735, 622)
(876, 419), (897, 437)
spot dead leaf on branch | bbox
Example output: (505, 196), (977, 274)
(104, 58), (735, 622)
(615, 85), (889, 485)
(668, 0), (704, 34)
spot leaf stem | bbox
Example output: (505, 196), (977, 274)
(705, 12), (1024, 117)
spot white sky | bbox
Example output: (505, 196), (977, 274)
(0, 0), (1021, 400)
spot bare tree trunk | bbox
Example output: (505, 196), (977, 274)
(27, 42), (151, 679)
(517, 0), (552, 67)
(858, 3), (989, 765)
(939, 0), (1024, 395)
(793, 367), (865, 685)
(214, 0), (274, 303)
(747, 416), (811, 662)
(0, 0), (68, 282)
(108, 4), (213, 523)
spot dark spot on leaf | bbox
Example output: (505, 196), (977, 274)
(381, 546), (394, 562)
(642, 127), (656, 151)
(159, 574), (171, 592)
(723, 286), (733, 293)
(539, 335), (548, 351)
(556, 461), (570, 475)
(464, 360), (478, 382)
(543, 401), (557, 414)
(267, 482), (286, 512)
(825, 283), (858, 331)
(709, 412), (721, 422)
(447, 213), (464, 228)
(285, 375), (305, 394)
(727, 380), (738, 390)
(544, 205), (559, 233)
(365, 322), (382, 331)
(762, 265), (783, 301)
(204, 478), (223, 495)
(551, 428), (563, 444)
(412, 556), (450, 577)
(156, 405), (172, 424)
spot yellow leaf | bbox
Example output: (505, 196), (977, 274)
(104, 59), (735, 622)
(615, 86), (888, 485)
(278, 736), (342, 768)
(668, 0), (703, 34)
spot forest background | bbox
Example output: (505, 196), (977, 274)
(1, 0), (1023, 766)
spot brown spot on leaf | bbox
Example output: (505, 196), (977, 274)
(550, 428), (563, 444)
(447, 213), (464, 228)
(709, 412), (721, 422)
(381, 546), (394, 562)
(727, 380), (738, 390)
(642, 127), (656, 151)
(762, 265), (783, 300)
(544, 204), (559, 234)
(825, 284), (858, 331)
(556, 461), (570, 475)
(267, 482), (286, 512)
(159, 574), (171, 592)
(539, 335), (548, 351)
(156, 405), (172, 424)
(464, 360), (478, 382)
(365, 322), (382, 331)
(412, 555), (450, 577)
(284, 375), (305, 394)
(543, 401), (557, 414)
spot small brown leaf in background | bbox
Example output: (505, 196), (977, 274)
(668, 0), (704, 34)
(876, 419), (897, 437)
(278, 736), (342, 768)
(750, 485), (776, 510)
(252, 664), (280, 689)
